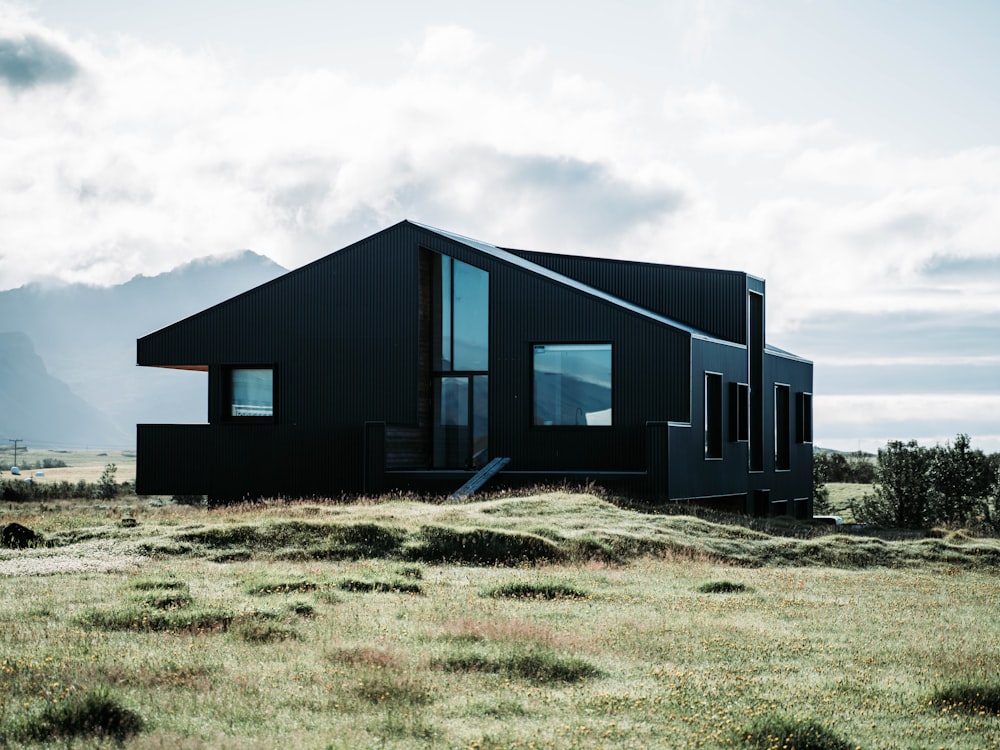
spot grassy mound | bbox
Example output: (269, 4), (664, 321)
(434, 648), (601, 683)
(483, 580), (589, 600)
(406, 525), (564, 565)
(733, 714), (854, 750)
(9, 688), (145, 744)
(929, 680), (1000, 715)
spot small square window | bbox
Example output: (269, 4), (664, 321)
(229, 368), (273, 418)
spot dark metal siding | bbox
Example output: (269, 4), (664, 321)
(504, 249), (747, 344)
(137, 221), (810, 505)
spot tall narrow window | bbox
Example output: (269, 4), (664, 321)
(797, 392), (813, 444)
(730, 382), (749, 442)
(533, 344), (611, 426)
(229, 367), (273, 418)
(774, 383), (790, 470)
(430, 252), (489, 468)
(433, 254), (488, 371)
(704, 372), (723, 459)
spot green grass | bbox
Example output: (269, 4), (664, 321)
(2, 490), (1000, 748)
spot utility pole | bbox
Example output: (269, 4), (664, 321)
(9, 438), (23, 467)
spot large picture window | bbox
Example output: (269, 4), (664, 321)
(533, 344), (611, 426)
(229, 368), (273, 418)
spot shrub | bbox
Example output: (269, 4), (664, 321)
(337, 578), (422, 595)
(697, 580), (749, 594)
(12, 687), (145, 744)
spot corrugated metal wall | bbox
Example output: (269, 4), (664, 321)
(504, 249), (747, 344)
(138, 221), (811, 505)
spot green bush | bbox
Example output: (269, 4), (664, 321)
(697, 580), (749, 594)
(11, 687), (145, 744)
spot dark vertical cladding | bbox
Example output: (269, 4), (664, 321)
(487, 264), (690, 471)
(504, 249), (747, 344)
(138, 220), (812, 508)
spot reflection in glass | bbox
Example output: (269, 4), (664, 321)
(433, 377), (469, 468)
(231, 368), (273, 417)
(472, 375), (489, 468)
(533, 344), (611, 426)
(453, 260), (489, 371)
(433, 254), (488, 371)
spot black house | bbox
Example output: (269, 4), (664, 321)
(137, 221), (813, 514)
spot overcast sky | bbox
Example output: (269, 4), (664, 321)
(2, 0), (998, 453)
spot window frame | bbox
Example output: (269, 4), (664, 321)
(531, 342), (613, 428)
(730, 382), (750, 443)
(704, 371), (723, 459)
(224, 365), (276, 422)
(796, 391), (813, 444)
(774, 382), (791, 471)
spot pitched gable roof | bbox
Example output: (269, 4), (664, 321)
(411, 221), (736, 346)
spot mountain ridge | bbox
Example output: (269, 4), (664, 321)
(0, 250), (287, 448)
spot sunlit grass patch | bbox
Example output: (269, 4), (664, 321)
(233, 611), (299, 643)
(929, 680), (1000, 715)
(327, 646), (402, 669)
(732, 714), (854, 750)
(98, 661), (218, 690)
(467, 699), (529, 718)
(482, 579), (589, 600)
(440, 617), (560, 646)
(7, 687), (145, 745)
(354, 672), (433, 706)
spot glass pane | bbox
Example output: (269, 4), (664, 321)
(433, 377), (469, 468)
(472, 375), (489, 468)
(231, 368), (273, 417)
(432, 254), (452, 370)
(533, 344), (611, 426)
(452, 259), (489, 371)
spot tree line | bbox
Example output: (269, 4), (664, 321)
(816, 434), (1000, 532)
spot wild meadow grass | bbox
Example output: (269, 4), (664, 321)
(1, 490), (999, 748)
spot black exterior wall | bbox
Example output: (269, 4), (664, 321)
(137, 220), (813, 512)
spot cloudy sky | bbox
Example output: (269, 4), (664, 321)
(2, 0), (998, 453)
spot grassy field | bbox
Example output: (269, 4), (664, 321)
(2, 448), (137, 484)
(1, 491), (999, 749)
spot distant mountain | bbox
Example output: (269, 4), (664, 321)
(0, 251), (287, 448)
(0, 331), (129, 448)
